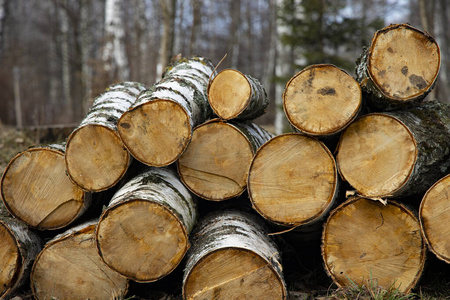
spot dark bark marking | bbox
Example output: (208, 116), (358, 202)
(317, 87), (336, 96)
(409, 74), (427, 90)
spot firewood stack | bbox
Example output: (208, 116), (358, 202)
(0, 23), (449, 299)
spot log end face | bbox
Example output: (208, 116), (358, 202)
(66, 125), (130, 192)
(368, 24), (440, 101)
(283, 64), (361, 136)
(118, 100), (191, 167)
(208, 69), (251, 120)
(0, 222), (20, 298)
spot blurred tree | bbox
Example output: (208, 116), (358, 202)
(157, 0), (176, 79)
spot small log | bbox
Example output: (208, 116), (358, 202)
(336, 101), (450, 198)
(356, 23), (440, 111)
(1, 143), (89, 230)
(118, 56), (215, 167)
(283, 64), (362, 136)
(178, 119), (273, 201)
(248, 133), (338, 227)
(419, 174), (450, 263)
(31, 221), (128, 300)
(322, 197), (425, 293)
(208, 69), (269, 120)
(0, 212), (42, 299)
(65, 81), (146, 192)
(95, 166), (197, 282)
(183, 210), (287, 300)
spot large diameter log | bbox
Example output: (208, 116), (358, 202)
(356, 23), (440, 111)
(248, 133), (338, 227)
(183, 210), (287, 300)
(118, 56), (215, 167)
(322, 197), (425, 293)
(1, 143), (89, 230)
(419, 174), (450, 264)
(31, 221), (128, 300)
(95, 166), (197, 282)
(208, 69), (269, 120)
(178, 119), (273, 201)
(65, 81), (146, 192)
(336, 101), (450, 198)
(0, 213), (42, 299)
(283, 64), (362, 136)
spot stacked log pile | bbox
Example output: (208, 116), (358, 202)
(0, 23), (449, 299)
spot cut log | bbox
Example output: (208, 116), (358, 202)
(283, 64), (362, 136)
(419, 174), (450, 264)
(1, 143), (89, 230)
(322, 197), (425, 293)
(183, 210), (287, 300)
(0, 212), (42, 299)
(356, 23), (440, 111)
(118, 56), (215, 167)
(31, 221), (128, 300)
(65, 81), (146, 192)
(336, 101), (450, 199)
(248, 133), (338, 227)
(178, 119), (273, 201)
(208, 69), (269, 120)
(95, 166), (197, 282)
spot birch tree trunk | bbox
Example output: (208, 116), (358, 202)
(95, 167), (197, 282)
(356, 23), (440, 111)
(118, 56), (215, 167)
(0, 211), (42, 299)
(322, 197), (425, 293)
(80, 0), (93, 116)
(419, 174), (450, 264)
(208, 69), (269, 120)
(31, 221), (128, 300)
(178, 119), (273, 201)
(248, 133), (338, 227)
(157, 0), (176, 79)
(65, 81), (146, 192)
(336, 100), (450, 199)
(1, 143), (90, 230)
(59, 0), (73, 121)
(183, 210), (287, 300)
(189, 0), (201, 56)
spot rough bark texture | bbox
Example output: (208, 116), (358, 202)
(208, 69), (269, 120)
(1, 142), (90, 230)
(0, 213), (42, 299)
(183, 210), (287, 300)
(356, 23), (440, 111)
(65, 81), (146, 192)
(322, 197), (426, 293)
(248, 133), (339, 227)
(177, 119), (273, 201)
(336, 100), (450, 199)
(118, 56), (216, 167)
(419, 174), (450, 263)
(95, 167), (197, 282)
(31, 221), (128, 300)
(283, 64), (362, 136)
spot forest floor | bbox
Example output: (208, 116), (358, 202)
(0, 125), (449, 300)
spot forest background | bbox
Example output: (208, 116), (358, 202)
(0, 0), (448, 134)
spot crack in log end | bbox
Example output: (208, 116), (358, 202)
(119, 122), (131, 129)
(375, 212), (384, 230)
(317, 87), (336, 96)
(401, 66), (408, 76)
(409, 74), (427, 90)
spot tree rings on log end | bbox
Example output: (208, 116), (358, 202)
(178, 120), (254, 201)
(1, 148), (86, 229)
(367, 23), (440, 101)
(0, 222), (20, 298)
(118, 100), (191, 167)
(336, 114), (417, 198)
(96, 200), (189, 282)
(31, 223), (128, 300)
(283, 64), (361, 136)
(248, 133), (337, 226)
(322, 197), (425, 293)
(208, 69), (252, 120)
(420, 174), (450, 263)
(183, 248), (286, 300)
(66, 124), (130, 192)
